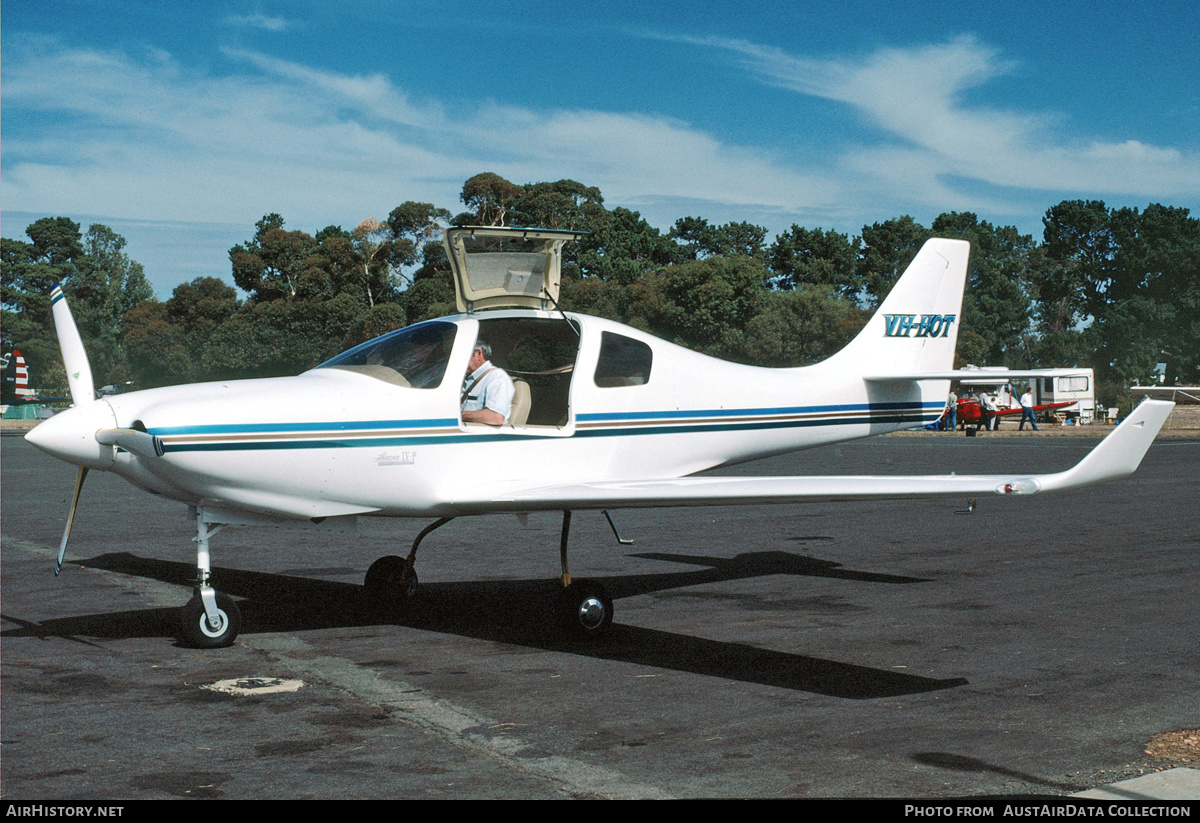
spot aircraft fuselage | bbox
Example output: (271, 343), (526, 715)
(31, 310), (944, 520)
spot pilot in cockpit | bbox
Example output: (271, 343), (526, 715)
(461, 340), (514, 425)
(397, 336), (446, 388)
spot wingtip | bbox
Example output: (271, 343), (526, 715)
(1041, 398), (1173, 491)
(1125, 397), (1175, 429)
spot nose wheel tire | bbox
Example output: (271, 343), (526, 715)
(179, 592), (241, 648)
(364, 555), (420, 614)
(557, 580), (613, 639)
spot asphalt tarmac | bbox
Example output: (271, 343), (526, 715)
(2, 431), (1197, 799)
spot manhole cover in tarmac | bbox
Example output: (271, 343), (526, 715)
(203, 677), (304, 696)
(1146, 729), (1200, 764)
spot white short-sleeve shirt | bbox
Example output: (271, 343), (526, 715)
(462, 362), (515, 423)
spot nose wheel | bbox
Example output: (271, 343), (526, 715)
(178, 508), (242, 648)
(180, 590), (241, 648)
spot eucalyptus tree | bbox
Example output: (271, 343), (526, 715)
(856, 216), (931, 309)
(766, 225), (860, 299)
(2, 217), (151, 390)
(931, 212), (1035, 367)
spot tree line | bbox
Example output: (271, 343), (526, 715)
(4, 172), (1198, 411)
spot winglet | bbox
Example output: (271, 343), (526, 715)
(1037, 398), (1173, 492)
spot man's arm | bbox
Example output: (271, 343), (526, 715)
(463, 408), (505, 426)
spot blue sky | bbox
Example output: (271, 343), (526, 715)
(4, 1), (1199, 297)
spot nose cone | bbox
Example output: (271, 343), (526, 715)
(24, 400), (118, 470)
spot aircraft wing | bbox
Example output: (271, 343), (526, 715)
(865, 368), (1090, 382)
(468, 399), (1173, 512)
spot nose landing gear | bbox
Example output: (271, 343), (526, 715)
(178, 508), (242, 648)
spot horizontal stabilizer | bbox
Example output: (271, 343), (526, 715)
(470, 399), (1173, 512)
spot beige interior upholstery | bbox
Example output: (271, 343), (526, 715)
(509, 378), (531, 427)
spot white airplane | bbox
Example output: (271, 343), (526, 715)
(27, 227), (1174, 648)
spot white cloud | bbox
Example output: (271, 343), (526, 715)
(462, 105), (838, 211)
(10, 28), (1197, 289)
(1, 40), (837, 235)
(221, 48), (445, 131)
(0, 43), (461, 226)
(224, 14), (290, 32)
(680, 34), (1200, 201)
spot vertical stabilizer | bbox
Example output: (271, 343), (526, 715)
(13, 350), (32, 400)
(826, 238), (970, 376)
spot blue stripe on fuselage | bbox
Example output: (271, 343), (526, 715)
(576, 401), (929, 423)
(149, 418), (459, 436)
(153, 403), (941, 453)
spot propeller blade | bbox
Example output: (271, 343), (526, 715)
(55, 466), (89, 576)
(49, 283), (95, 407)
(95, 428), (164, 458)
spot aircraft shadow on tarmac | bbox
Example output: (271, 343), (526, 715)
(2, 549), (965, 700)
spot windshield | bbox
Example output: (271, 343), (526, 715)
(316, 321), (457, 389)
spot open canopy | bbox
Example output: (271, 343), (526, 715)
(444, 226), (585, 313)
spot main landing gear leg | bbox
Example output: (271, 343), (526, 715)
(556, 510), (613, 639)
(364, 517), (454, 614)
(179, 507), (242, 648)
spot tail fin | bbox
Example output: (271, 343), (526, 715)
(13, 350), (32, 401)
(826, 238), (970, 375)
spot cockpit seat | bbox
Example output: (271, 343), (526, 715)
(509, 378), (531, 427)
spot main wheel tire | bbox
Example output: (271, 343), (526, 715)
(364, 555), (419, 614)
(179, 592), (241, 648)
(557, 580), (613, 639)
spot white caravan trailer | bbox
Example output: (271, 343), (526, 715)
(1033, 369), (1096, 423)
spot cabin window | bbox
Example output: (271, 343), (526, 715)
(594, 332), (652, 387)
(1057, 376), (1089, 393)
(316, 321), (457, 388)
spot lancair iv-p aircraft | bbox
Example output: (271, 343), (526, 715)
(26, 228), (1174, 648)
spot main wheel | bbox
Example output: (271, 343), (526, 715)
(179, 592), (241, 648)
(557, 580), (613, 639)
(364, 555), (419, 614)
